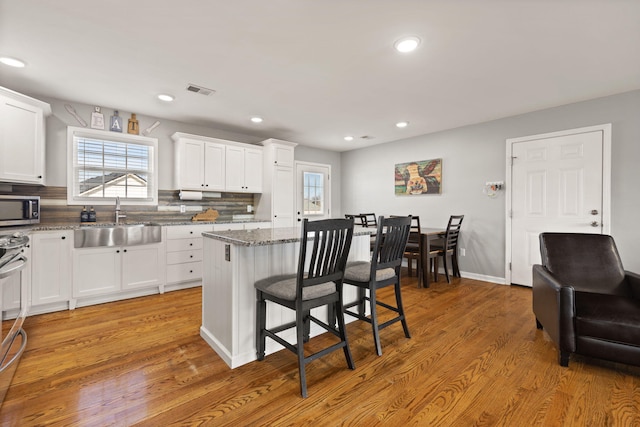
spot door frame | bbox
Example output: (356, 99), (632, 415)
(295, 161), (332, 222)
(504, 124), (612, 285)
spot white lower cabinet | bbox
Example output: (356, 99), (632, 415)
(31, 230), (73, 308)
(165, 224), (213, 286)
(73, 243), (164, 301)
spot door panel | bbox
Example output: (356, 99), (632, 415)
(510, 129), (604, 286)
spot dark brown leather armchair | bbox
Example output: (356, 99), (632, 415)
(532, 233), (640, 367)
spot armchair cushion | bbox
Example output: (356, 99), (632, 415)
(575, 292), (640, 345)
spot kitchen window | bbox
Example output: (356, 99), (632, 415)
(67, 127), (158, 205)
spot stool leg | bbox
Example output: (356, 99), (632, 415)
(256, 290), (266, 360)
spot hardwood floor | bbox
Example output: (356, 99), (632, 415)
(2, 275), (639, 426)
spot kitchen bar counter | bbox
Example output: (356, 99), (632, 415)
(202, 225), (373, 247)
(200, 226), (372, 368)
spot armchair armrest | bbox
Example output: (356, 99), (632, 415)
(532, 265), (576, 354)
(626, 270), (640, 300)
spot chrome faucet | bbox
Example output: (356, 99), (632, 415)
(115, 196), (127, 224)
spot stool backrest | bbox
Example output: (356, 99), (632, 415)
(298, 218), (355, 294)
(371, 216), (412, 271)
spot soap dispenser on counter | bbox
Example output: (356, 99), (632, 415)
(89, 206), (97, 222)
(80, 206), (89, 223)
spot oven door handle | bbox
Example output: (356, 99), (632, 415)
(0, 255), (27, 279)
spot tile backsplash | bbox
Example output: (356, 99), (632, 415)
(1, 185), (256, 224)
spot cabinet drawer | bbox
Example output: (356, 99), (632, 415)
(166, 226), (212, 240)
(166, 238), (203, 252)
(166, 250), (203, 265)
(166, 262), (203, 283)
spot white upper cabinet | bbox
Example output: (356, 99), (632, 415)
(255, 139), (297, 227)
(264, 138), (295, 168)
(173, 135), (225, 191)
(225, 145), (263, 193)
(172, 132), (262, 193)
(0, 86), (51, 185)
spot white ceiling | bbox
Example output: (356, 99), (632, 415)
(1, 1), (639, 152)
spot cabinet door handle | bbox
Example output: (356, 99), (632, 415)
(190, 270), (193, 273)
(61, 236), (66, 239)
(190, 255), (193, 258)
(116, 250), (120, 253)
(124, 249), (127, 253)
(189, 243), (193, 246)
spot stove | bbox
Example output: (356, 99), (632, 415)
(0, 231), (29, 407)
(0, 232), (29, 261)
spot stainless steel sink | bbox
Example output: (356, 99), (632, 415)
(74, 223), (162, 248)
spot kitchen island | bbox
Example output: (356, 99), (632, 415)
(201, 226), (372, 368)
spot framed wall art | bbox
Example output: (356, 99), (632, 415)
(394, 158), (442, 195)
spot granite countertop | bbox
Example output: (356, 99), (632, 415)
(26, 218), (269, 232)
(203, 226), (374, 247)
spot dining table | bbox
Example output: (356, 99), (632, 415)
(418, 227), (447, 288)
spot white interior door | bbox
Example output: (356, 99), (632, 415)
(295, 162), (331, 223)
(506, 125), (611, 286)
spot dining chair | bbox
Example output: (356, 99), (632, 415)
(431, 215), (464, 283)
(403, 216), (422, 279)
(359, 213), (378, 228)
(355, 213), (378, 251)
(343, 215), (412, 356)
(255, 217), (355, 398)
(345, 214), (366, 227)
(390, 215), (423, 281)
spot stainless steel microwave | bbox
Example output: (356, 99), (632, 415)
(0, 195), (40, 226)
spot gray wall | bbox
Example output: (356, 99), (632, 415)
(341, 90), (640, 280)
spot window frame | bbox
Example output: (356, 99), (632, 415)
(66, 126), (158, 206)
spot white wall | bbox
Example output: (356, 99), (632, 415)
(42, 96), (266, 189)
(341, 90), (640, 280)
(40, 97), (342, 211)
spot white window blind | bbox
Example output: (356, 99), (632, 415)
(67, 127), (158, 205)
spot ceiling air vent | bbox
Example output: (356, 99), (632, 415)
(186, 84), (215, 96)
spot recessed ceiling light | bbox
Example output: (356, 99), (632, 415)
(344, 136), (354, 141)
(394, 36), (421, 53)
(0, 56), (26, 68)
(396, 121), (409, 128)
(157, 94), (174, 102)
(251, 117), (263, 123)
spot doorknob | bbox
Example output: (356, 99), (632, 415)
(591, 221), (600, 227)
(590, 209), (599, 215)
